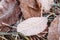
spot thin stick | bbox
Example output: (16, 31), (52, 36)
(2, 22), (17, 29)
(41, 6), (43, 17)
(46, 12), (57, 18)
(0, 36), (7, 40)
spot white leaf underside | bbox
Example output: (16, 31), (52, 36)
(17, 17), (47, 36)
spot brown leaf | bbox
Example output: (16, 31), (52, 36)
(0, 0), (21, 25)
(19, 0), (42, 19)
(48, 16), (59, 40)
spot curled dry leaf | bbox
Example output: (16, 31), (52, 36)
(0, 0), (21, 25)
(48, 16), (59, 40)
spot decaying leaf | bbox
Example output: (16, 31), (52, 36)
(19, 0), (42, 19)
(48, 16), (59, 40)
(0, 0), (21, 25)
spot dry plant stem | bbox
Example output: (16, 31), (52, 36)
(0, 36), (7, 40)
(2, 22), (17, 29)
